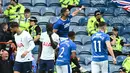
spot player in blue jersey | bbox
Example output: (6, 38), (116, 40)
(56, 31), (77, 73)
(53, 6), (85, 41)
(91, 22), (116, 73)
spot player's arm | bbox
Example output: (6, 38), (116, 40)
(71, 43), (77, 59)
(26, 33), (35, 52)
(53, 22), (60, 33)
(71, 5), (85, 16)
(106, 41), (116, 64)
(34, 26), (41, 42)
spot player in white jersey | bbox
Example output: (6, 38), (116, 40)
(38, 24), (59, 73)
(10, 22), (35, 73)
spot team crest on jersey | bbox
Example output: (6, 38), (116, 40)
(64, 23), (70, 28)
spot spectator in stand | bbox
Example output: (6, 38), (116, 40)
(121, 52), (130, 73)
(10, 22), (35, 73)
(109, 27), (130, 57)
(28, 17), (41, 61)
(38, 24), (59, 73)
(87, 10), (105, 36)
(0, 23), (14, 50)
(59, 0), (79, 9)
(19, 8), (31, 31)
(4, 0), (25, 22)
(0, 50), (14, 73)
(119, 67), (127, 73)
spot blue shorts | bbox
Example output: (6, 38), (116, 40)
(13, 61), (32, 73)
(39, 60), (54, 72)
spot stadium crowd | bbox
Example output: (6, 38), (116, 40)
(0, 0), (130, 73)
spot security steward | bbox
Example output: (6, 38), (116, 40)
(4, 0), (25, 22)
(87, 10), (105, 36)
(28, 17), (41, 61)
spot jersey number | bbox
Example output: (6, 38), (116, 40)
(59, 47), (65, 58)
(94, 41), (101, 52)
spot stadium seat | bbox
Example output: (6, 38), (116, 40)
(49, 16), (59, 24)
(103, 7), (115, 16)
(30, 7), (41, 15)
(103, 15), (114, 25)
(108, 56), (113, 64)
(55, 7), (62, 16)
(85, 55), (92, 65)
(106, 0), (118, 7)
(107, 26), (113, 32)
(70, 16), (85, 25)
(82, 36), (91, 45)
(114, 8), (128, 16)
(39, 24), (46, 32)
(78, 17), (88, 26)
(109, 16), (126, 35)
(3, 0), (10, 6)
(91, 0), (107, 7)
(19, 0), (32, 6)
(85, 7), (98, 16)
(33, 0), (47, 6)
(116, 55), (127, 65)
(79, 0), (91, 6)
(47, 0), (61, 7)
(69, 25), (76, 31)
(0, 17), (8, 23)
(74, 35), (82, 45)
(40, 7), (56, 16)
(70, 7), (85, 16)
(73, 26), (86, 34)
(123, 25), (130, 34)
(82, 44), (92, 54)
(76, 44), (82, 55)
(109, 64), (121, 73)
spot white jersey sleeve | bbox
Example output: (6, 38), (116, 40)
(52, 33), (60, 44)
(25, 32), (35, 52)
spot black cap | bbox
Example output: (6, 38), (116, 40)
(29, 17), (37, 22)
(94, 10), (101, 16)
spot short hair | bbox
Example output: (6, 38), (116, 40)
(98, 22), (107, 28)
(46, 23), (53, 32)
(10, 22), (19, 28)
(113, 27), (118, 31)
(68, 31), (75, 38)
(24, 8), (30, 13)
(61, 8), (68, 15)
(94, 10), (101, 16)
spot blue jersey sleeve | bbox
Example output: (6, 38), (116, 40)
(71, 42), (76, 52)
(68, 15), (73, 19)
(105, 34), (110, 42)
(53, 21), (60, 30)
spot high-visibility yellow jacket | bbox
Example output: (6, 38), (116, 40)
(19, 18), (30, 31)
(122, 56), (130, 73)
(111, 36), (123, 52)
(4, 3), (25, 22)
(59, 0), (79, 8)
(87, 16), (105, 36)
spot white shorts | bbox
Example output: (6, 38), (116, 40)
(56, 65), (72, 73)
(91, 60), (108, 73)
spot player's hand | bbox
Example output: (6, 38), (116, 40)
(21, 51), (29, 58)
(113, 58), (117, 64)
(81, 5), (85, 9)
